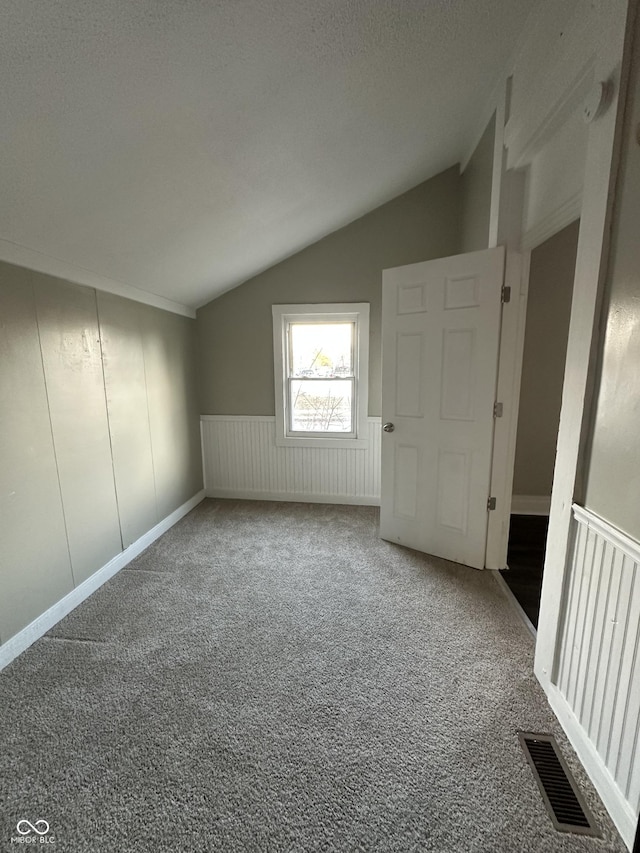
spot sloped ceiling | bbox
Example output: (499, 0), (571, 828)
(1, 0), (532, 310)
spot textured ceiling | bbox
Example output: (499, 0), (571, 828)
(1, 0), (532, 309)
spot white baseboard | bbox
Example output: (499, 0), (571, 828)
(511, 494), (551, 515)
(490, 570), (537, 639)
(0, 489), (206, 671)
(207, 488), (379, 507)
(543, 504), (640, 851)
(546, 683), (636, 851)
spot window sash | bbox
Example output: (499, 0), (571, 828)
(272, 303), (369, 449)
(285, 319), (357, 437)
(286, 376), (356, 438)
(286, 320), (355, 379)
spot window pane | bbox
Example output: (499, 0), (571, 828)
(290, 323), (353, 378)
(289, 379), (353, 433)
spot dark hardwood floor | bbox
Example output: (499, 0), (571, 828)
(500, 514), (549, 629)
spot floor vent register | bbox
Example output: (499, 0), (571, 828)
(518, 732), (600, 837)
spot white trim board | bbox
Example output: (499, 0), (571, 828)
(573, 503), (640, 561)
(534, 0), (633, 693)
(460, 103), (498, 176)
(201, 414), (277, 423)
(507, 59), (595, 170)
(0, 238), (196, 318)
(484, 170), (529, 570)
(491, 570), (537, 639)
(271, 303), (370, 450)
(546, 683), (637, 851)
(458, 0), (540, 173)
(207, 488), (379, 506)
(522, 192), (583, 251)
(511, 494), (551, 516)
(0, 489), (206, 671)
(201, 415), (382, 423)
(550, 502), (640, 850)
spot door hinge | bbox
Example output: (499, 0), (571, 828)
(493, 401), (503, 418)
(487, 497), (497, 511)
(501, 285), (511, 304)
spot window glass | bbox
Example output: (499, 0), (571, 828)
(272, 303), (369, 447)
(289, 323), (354, 378)
(289, 379), (353, 433)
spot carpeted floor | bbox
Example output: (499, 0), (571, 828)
(0, 500), (627, 852)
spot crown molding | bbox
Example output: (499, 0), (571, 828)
(522, 191), (582, 251)
(0, 238), (196, 318)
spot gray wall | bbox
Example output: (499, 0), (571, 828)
(584, 31), (640, 541)
(512, 220), (579, 497)
(0, 261), (203, 645)
(460, 113), (495, 254)
(197, 166), (462, 416)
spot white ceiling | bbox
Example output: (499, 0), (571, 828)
(1, 0), (533, 311)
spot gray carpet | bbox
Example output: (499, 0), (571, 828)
(0, 499), (627, 852)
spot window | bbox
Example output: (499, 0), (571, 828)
(272, 303), (369, 448)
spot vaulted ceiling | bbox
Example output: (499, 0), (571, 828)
(1, 0), (533, 310)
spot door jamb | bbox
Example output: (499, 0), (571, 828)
(534, 21), (635, 690)
(484, 247), (530, 569)
(482, 4), (634, 693)
(485, 2), (633, 598)
(484, 76), (533, 571)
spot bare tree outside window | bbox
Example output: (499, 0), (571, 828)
(288, 323), (354, 433)
(272, 304), (369, 447)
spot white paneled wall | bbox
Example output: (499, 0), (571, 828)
(552, 505), (640, 845)
(201, 416), (381, 505)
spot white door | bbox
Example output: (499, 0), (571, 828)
(380, 247), (505, 569)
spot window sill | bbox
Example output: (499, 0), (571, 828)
(275, 435), (370, 450)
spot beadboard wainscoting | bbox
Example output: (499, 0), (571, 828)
(549, 504), (640, 849)
(201, 416), (381, 505)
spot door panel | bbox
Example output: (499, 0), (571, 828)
(440, 328), (476, 420)
(380, 247), (505, 569)
(396, 333), (424, 416)
(394, 445), (419, 519)
(436, 449), (470, 533)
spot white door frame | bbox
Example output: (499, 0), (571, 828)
(470, 4), (636, 844)
(533, 17), (637, 844)
(484, 164), (529, 570)
(485, 4), (634, 591)
(534, 10), (635, 687)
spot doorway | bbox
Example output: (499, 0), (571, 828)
(500, 219), (580, 628)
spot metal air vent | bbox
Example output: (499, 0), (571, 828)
(518, 732), (600, 837)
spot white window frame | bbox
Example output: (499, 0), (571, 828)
(272, 303), (369, 449)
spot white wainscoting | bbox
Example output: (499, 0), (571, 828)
(549, 504), (640, 849)
(201, 416), (381, 505)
